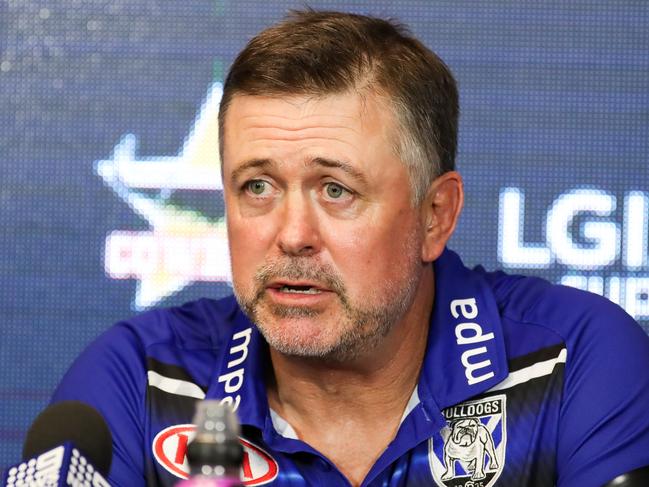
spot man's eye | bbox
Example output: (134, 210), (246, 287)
(324, 182), (348, 199)
(246, 180), (267, 195)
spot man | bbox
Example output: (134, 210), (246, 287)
(52, 10), (649, 486)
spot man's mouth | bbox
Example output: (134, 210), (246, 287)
(267, 282), (329, 295)
(278, 285), (322, 294)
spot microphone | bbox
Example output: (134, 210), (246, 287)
(603, 465), (649, 486)
(1, 401), (113, 486)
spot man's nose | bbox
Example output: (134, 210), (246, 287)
(275, 192), (322, 257)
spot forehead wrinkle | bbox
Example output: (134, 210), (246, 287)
(237, 109), (361, 132)
(240, 113), (359, 124)
(240, 122), (363, 150)
(246, 134), (363, 152)
(242, 122), (362, 139)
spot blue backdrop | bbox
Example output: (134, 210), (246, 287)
(1, 0), (648, 466)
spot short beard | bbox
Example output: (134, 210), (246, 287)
(234, 257), (420, 362)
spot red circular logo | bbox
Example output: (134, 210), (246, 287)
(152, 424), (279, 485)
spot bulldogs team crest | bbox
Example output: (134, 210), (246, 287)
(429, 395), (506, 487)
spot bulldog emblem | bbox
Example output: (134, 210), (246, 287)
(442, 418), (499, 481)
(429, 395), (506, 487)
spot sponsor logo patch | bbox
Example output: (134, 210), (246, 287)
(429, 395), (506, 487)
(153, 424), (278, 485)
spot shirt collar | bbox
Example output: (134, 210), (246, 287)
(417, 247), (508, 412)
(205, 310), (270, 431)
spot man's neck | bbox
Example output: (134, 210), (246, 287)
(266, 267), (435, 486)
(267, 319), (429, 422)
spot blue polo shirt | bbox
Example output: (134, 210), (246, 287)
(52, 248), (649, 486)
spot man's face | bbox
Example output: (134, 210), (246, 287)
(222, 91), (428, 361)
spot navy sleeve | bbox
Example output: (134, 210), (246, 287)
(556, 298), (649, 486)
(51, 323), (147, 487)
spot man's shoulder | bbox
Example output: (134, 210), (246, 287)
(460, 266), (649, 484)
(52, 295), (247, 408)
(478, 267), (648, 358)
(111, 294), (244, 350)
(53, 295), (246, 399)
(480, 268), (606, 318)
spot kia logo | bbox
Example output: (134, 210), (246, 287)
(152, 424), (279, 485)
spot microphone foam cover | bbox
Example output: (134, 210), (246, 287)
(22, 400), (112, 476)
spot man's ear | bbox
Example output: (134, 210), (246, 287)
(421, 171), (464, 262)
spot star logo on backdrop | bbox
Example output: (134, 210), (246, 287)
(95, 83), (231, 310)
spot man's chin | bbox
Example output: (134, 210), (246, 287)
(261, 331), (338, 359)
(254, 314), (346, 359)
(238, 293), (397, 362)
(264, 303), (323, 319)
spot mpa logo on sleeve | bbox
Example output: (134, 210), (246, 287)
(429, 395), (506, 487)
